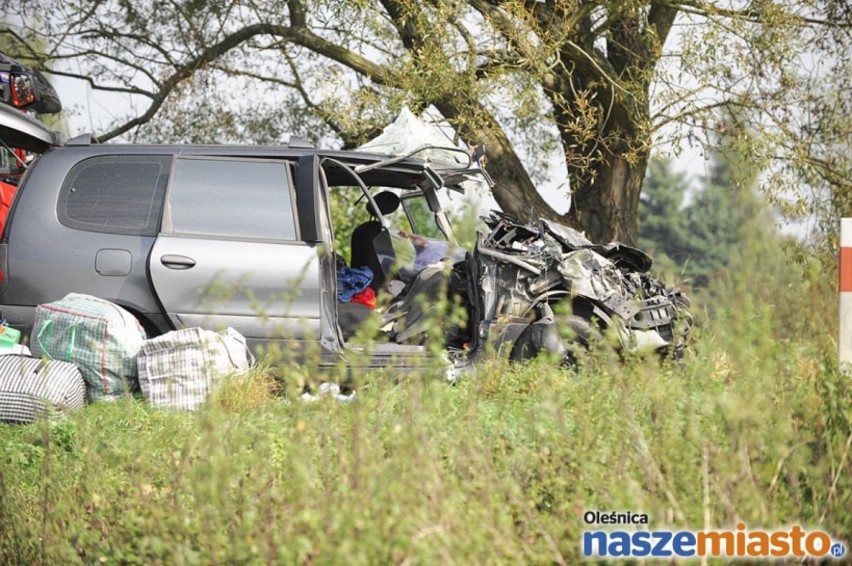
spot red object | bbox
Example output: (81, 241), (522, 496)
(351, 287), (376, 309)
(841, 248), (852, 292)
(0, 180), (17, 236)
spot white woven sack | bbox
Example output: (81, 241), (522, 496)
(137, 327), (254, 410)
(0, 355), (86, 423)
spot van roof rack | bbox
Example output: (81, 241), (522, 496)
(287, 135), (313, 149)
(65, 133), (97, 146)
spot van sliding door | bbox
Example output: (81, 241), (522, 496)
(148, 156), (321, 344)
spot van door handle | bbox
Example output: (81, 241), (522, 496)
(160, 254), (196, 269)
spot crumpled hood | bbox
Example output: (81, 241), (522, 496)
(473, 211), (692, 358)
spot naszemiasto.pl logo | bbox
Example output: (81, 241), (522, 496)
(582, 510), (847, 560)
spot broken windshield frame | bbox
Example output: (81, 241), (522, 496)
(353, 145), (493, 195)
(353, 145), (471, 174)
(322, 155), (456, 244)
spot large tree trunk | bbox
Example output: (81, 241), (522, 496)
(470, 123), (564, 224)
(438, 96), (649, 245)
(566, 153), (647, 244)
(542, 65), (651, 245)
(434, 98), (561, 223)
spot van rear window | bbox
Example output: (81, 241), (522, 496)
(58, 155), (171, 236)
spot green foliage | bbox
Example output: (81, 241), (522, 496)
(329, 186), (371, 264)
(5, 1), (848, 244)
(0, 248), (848, 564)
(637, 158), (693, 275)
(401, 196), (441, 239)
(640, 141), (775, 289)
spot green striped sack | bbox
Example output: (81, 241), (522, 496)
(31, 293), (146, 401)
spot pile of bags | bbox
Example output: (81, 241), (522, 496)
(0, 293), (254, 423)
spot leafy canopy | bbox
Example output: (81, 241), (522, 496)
(1, 0), (848, 246)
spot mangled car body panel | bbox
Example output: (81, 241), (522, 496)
(469, 212), (691, 364)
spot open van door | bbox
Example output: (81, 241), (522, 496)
(0, 104), (64, 236)
(0, 103), (63, 154)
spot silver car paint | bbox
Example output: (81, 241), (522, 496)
(149, 235), (321, 339)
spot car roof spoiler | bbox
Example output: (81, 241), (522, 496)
(0, 103), (65, 153)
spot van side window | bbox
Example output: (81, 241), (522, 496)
(168, 158), (297, 241)
(58, 155), (171, 236)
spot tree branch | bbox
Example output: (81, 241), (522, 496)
(71, 28), (180, 67)
(97, 23), (293, 140)
(50, 48), (161, 85)
(647, 1), (680, 58)
(378, 0), (427, 52)
(48, 68), (154, 97)
(94, 20), (395, 141)
(673, 0), (851, 29)
(0, 27), (44, 61)
(468, 0), (549, 77)
(287, 0), (307, 27)
(652, 98), (739, 128)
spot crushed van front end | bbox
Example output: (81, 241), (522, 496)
(469, 212), (692, 365)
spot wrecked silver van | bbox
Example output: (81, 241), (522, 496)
(0, 105), (690, 378)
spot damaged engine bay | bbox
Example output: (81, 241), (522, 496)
(467, 212), (692, 364)
(345, 206), (692, 368)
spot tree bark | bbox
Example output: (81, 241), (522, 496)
(434, 98), (561, 224)
(436, 95), (648, 244)
(567, 153), (647, 244)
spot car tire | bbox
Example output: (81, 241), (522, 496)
(560, 314), (615, 368)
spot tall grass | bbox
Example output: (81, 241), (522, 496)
(0, 252), (848, 564)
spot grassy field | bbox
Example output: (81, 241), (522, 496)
(1, 256), (849, 564)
